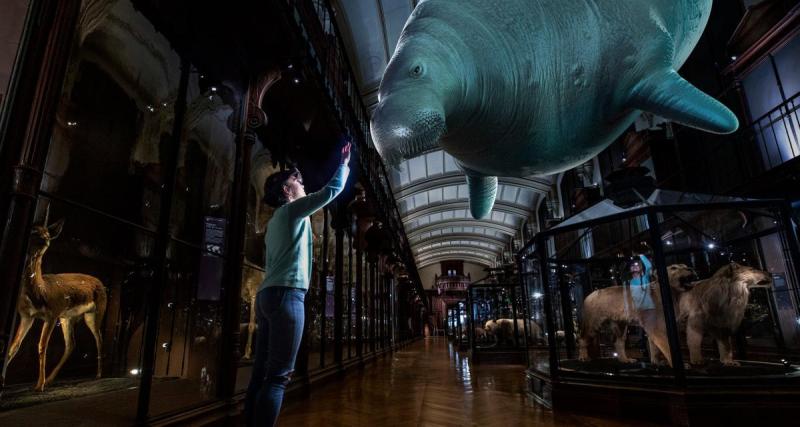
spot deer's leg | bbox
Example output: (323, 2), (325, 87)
(6, 314), (34, 367)
(45, 317), (75, 386)
(244, 295), (257, 360)
(84, 311), (103, 378)
(35, 319), (56, 391)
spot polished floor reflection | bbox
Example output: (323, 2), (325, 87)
(279, 338), (653, 426)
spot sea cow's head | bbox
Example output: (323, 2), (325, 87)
(370, 9), (475, 168)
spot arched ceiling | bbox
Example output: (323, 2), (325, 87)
(333, 1), (552, 268)
(333, 0), (418, 112)
(391, 150), (550, 267)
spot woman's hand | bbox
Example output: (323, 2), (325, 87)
(341, 141), (352, 165)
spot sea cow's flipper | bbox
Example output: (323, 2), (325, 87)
(463, 169), (498, 220)
(629, 69), (739, 134)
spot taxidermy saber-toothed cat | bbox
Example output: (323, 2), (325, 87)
(370, 0), (738, 218)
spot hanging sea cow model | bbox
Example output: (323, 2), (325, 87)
(370, 0), (738, 218)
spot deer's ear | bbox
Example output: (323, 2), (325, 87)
(49, 219), (66, 239)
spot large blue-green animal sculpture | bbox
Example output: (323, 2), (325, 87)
(370, 0), (738, 219)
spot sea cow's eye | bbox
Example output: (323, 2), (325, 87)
(409, 64), (425, 78)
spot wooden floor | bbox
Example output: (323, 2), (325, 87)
(278, 338), (652, 427)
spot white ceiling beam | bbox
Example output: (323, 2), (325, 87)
(416, 246), (499, 259)
(407, 220), (516, 239)
(402, 200), (530, 222)
(395, 174), (551, 199)
(411, 233), (508, 248)
(417, 255), (494, 269)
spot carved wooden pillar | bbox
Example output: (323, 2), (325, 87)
(218, 68), (281, 397)
(347, 223), (353, 359)
(332, 203), (346, 365)
(355, 222), (363, 358)
(319, 207), (330, 366)
(370, 260), (377, 353)
(350, 190), (371, 359)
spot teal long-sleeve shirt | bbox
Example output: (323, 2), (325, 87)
(629, 254), (655, 310)
(260, 164), (349, 292)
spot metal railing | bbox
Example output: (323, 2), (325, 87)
(750, 90), (800, 171)
(280, 0), (426, 304)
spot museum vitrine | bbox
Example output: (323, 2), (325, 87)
(0, 0), (249, 419)
(520, 189), (800, 420)
(0, 0), (424, 423)
(445, 301), (468, 350)
(467, 282), (530, 364)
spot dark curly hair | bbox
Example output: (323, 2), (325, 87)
(263, 168), (299, 208)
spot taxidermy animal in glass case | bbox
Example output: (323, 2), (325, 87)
(675, 263), (772, 366)
(4, 215), (107, 391)
(241, 261), (265, 360)
(371, 0), (739, 218)
(484, 318), (542, 346)
(578, 264), (697, 365)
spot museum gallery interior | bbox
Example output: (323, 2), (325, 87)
(1, 0), (800, 426)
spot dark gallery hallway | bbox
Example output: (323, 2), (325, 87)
(279, 338), (647, 427)
(2, 0), (800, 426)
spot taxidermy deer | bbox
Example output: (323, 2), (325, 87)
(241, 261), (265, 359)
(4, 212), (107, 391)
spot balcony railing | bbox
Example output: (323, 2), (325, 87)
(279, 0), (424, 301)
(751, 90), (800, 171)
(434, 274), (471, 291)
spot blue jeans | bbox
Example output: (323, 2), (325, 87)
(244, 286), (305, 427)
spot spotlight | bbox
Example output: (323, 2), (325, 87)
(730, 56), (737, 61)
(293, 77), (301, 85)
(130, 368), (141, 375)
(707, 243), (716, 249)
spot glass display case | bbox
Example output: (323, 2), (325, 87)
(519, 190), (800, 422)
(0, 0), (245, 419)
(445, 302), (468, 350)
(0, 0), (431, 424)
(467, 282), (530, 364)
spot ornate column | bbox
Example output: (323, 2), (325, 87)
(316, 207), (330, 366)
(350, 189), (372, 358)
(331, 202), (347, 365)
(218, 68), (281, 397)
